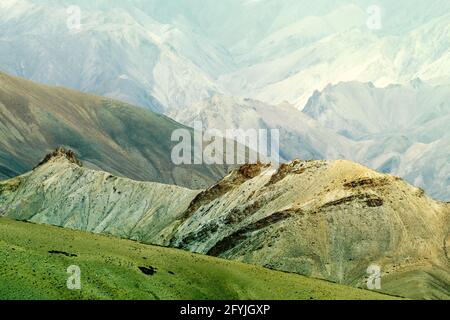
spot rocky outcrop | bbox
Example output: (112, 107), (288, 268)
(0, 154), (448, 299)
(34, 147), (83, 168)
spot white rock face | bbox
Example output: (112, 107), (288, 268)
(1, 154), (449, 298)
(0, 153), (200, 245)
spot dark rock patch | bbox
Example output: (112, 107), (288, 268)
(139, 266), (157, 276)
(35, 147), (83, 168)
(343, 178), (388, 189)
(320, 194), (384, 209)
(173, 222), (219, 248)
(207, 211), (292, 256)
(48, 250), (77, 257)
(182, 163), (270, 220)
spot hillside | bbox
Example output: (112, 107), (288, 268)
(303, 80), (450, 200)
(0, 72), (229, 188)
(0, 217), (396, 300)
(168, 95), (353, 161)
(0, 148), (199, 246)
(172, 161), (450, 299)
(0, 151), (448, 299)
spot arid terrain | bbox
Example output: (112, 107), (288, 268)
(1, 149), (448, 299)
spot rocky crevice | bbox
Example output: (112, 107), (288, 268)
(207, 211), (292, 256)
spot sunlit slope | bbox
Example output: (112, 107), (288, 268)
(1, 152), (448, 299)
(172, 161), (450, 299)
(0, 218), (397, 300)
(0, 149), (199, 246)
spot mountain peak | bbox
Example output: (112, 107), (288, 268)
(1, 153), (449, 299)
(35, 147), (83, 168)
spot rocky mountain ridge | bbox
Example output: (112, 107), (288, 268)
(0, 150), (448, 299)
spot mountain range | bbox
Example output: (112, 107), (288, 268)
(0, 71), (231, 189)
(171, 80), (450, 200)
(1, 0), (449, 301)
(1, 0), (449, 199)
(304, 80), (450, 200)
(1, 149), (448, 299)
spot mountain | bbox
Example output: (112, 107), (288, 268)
(0, 148), (200, 244)
(171, 161), (450, 300)
(168, 95), (353, 161)
(0, 0), (231, 111)
(0, 217), (396, 300)
(0, 72), (230, 188)
(217, 2), (450, 107)
(1, 150), (448, 299)
(303, 80), (450, 200)
(171, 87), (450, 201)
(2, 0), (450, 109)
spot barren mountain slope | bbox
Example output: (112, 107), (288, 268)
(170, 161), (450, 299)
(0, 152), (448, 299)
(0, 72), (229, 188)
(0, 149), (199, 245)
(3, 1), (450, 109)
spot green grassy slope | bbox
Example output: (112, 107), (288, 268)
(0, 218), (398, 300)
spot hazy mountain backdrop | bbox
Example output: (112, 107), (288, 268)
(1, 0), (449, 199)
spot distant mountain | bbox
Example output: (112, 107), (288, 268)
(171, 86), (450, 201)
(0, 0), (231, 111)
(1, 151), (448, 299)
(217, 2), (450, 107)
(168, 95), (353, 161)
(303, 80), (450, 200)
(2, 0), (450, 109)
(0, 72), (230, 188)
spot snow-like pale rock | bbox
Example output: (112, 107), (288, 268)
(2, 0), (450, 109)
(1, 154), (448, 299)
(0, 154), (200, 245)
(1, 0), (449, 199)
